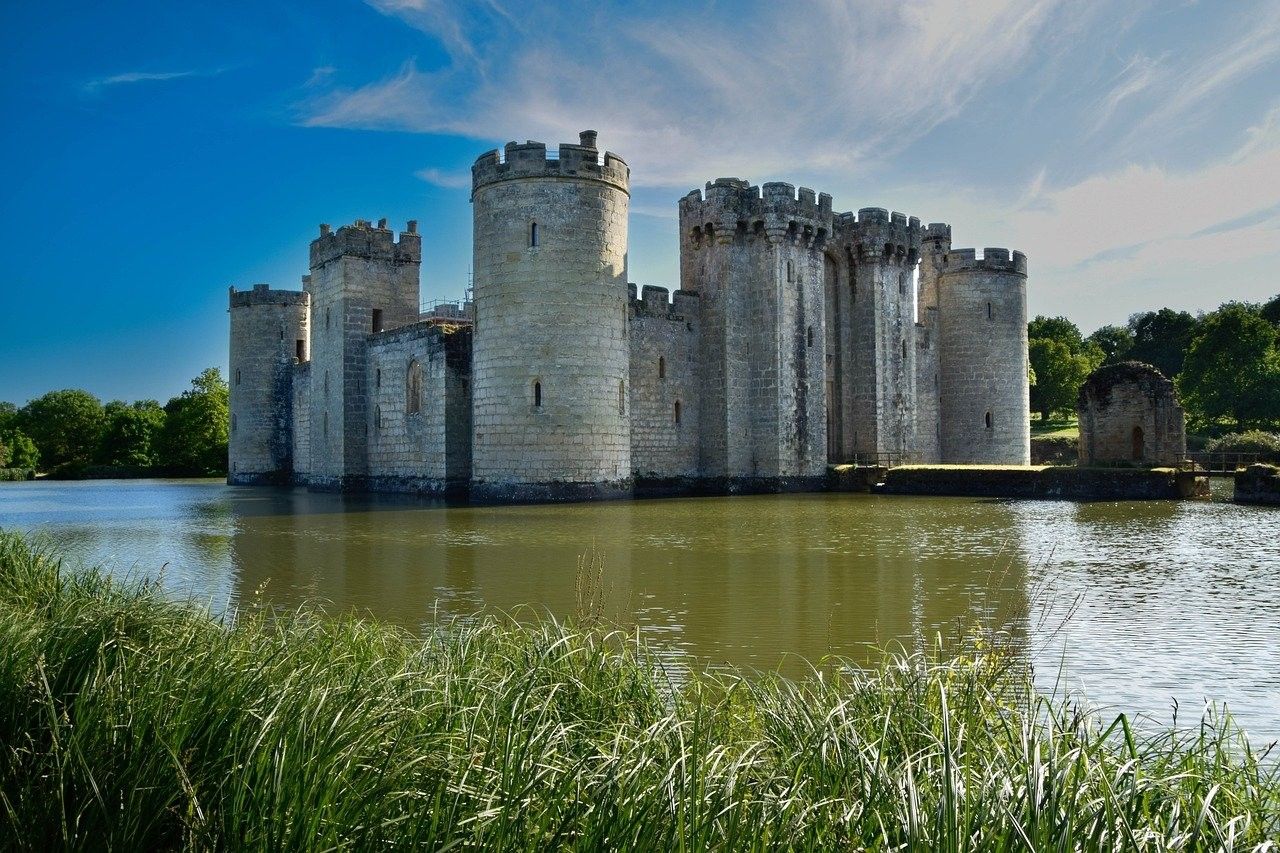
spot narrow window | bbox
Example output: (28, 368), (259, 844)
(674, 400), (682, 424)
(619, 380), (626, 415)
(902, 340), (907, 359)
(807, 326), (814, 347)
(235, 368), (241, 385)
(372, 308), (384, 333)
(987, 302), (993, 320)
(374, 405), (381, 433)
(296, 339), (305, 361)
(324, 370), (329, 397)
(787, 260), (794, 282)
(325, 307), (331, 330)
(376, 368), (381, 389)
(530, 222), (539, 248)
(984, 411), (993, 429)
(658, 356), (666, 379)
(407, 360), (421, 414)
(534, 380), (542, 407)
(279, 326), (284, 340)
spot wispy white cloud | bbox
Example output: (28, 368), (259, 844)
(415, 166), (471, 189)
(83, 68), (225, 93)
(302, 0), (1109, 187)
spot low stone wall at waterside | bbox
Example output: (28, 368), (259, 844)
(882, 465), (1208, 500)
(827, 465), (887, 493)
(1234, 464), (1280, 506)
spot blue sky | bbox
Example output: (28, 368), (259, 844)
(2, 0), (1278, 404)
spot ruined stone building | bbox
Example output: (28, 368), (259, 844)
(1078, 362), (1186, 467)
(229, 131), (1030, 500)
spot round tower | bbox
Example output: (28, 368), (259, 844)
(936, 248), (1030, 464)
(228, 284), (310, 484)
(470, 130), (632, 501)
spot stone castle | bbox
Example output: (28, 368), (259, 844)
(228, 131), (1030, 500)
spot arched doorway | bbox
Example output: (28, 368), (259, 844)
(1132, 425), (1145, 461)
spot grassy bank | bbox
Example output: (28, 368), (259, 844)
(0, 533), (1276, 850)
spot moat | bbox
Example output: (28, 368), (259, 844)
(2, 479), (1277, 739)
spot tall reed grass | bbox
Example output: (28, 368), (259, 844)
(0, 531), (1276, 850)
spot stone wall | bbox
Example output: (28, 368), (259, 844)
(365, 321), (472, 493)
(1078, 362), (1186, 466)
(228, 284), (309, 484)
(628, 286), (700, 478)
(290, 361), (311, 480)
(469, 133), (632, 501)
(305, 220), (421, 490)
(936, 249), (1030, 464)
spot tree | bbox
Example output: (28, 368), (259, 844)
(1127, 309), (1199, 379)
(0, 402), (16, 433)
(1088, 325), (1134, 365)
(0, 429), (39, 470)
(98, 400), (167, 468)
(1178, 304), (1280, 430)
(159, 368), (229, 475)
(18, 389), (105, 469)
(1262, 293), (1280, 328)
(1027, 316), (1102, 421)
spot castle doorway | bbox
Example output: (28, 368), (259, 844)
(1132, 426), (1145, 461)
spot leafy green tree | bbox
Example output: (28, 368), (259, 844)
(1127, 309), (1199, 379)
(1178, 304), (1280, 431)
(1027, 316), (1102, 421)
(18, 389), (105, 469)
(98, 400), (167, 468)
(0, 402), (16, 433)
(1088, 325), (1135, 365)
(1261, 293), (1280, 327)
(159, 369), (230, 475)
(0, 430), (39, 470)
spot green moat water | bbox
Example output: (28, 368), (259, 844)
(2, 478), (1278, 739)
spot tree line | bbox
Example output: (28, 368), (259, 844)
(1028, 294), (1280, 432)
(0, 368), (229, 477)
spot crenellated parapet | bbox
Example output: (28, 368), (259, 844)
(630, 284), (700, 319)
(309, 219), (421, 269)
(834, 208), (922, 264)
(680, 178), (834, 248)
(922, 223), (952, 249)
(472, 130), (629, 197)
(229, 283), (310, 309)
(941, 247), (1028, 277)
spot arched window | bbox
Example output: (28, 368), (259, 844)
(807, 326), (814, 347)
(658, 356), (666, 379)
(530, 222), (539, 248)
(534, 380), (542, 408)
(984, 411), (993, 429)
(674, 400), (682, 425)
(406, 360), (421, 414)
(619, 380), (626, 415)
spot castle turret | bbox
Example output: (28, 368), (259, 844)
(678, 179), (832, 486)
(228, 284), (310, 483)
(936, 248), (1030, 464)
(912, 223), (951, 463)
(306, 219), (421, 490)
(469, 131), (632, 501)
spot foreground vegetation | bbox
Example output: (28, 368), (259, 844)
(0, 533), (1276, 850)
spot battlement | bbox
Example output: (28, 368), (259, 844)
(679, 178), (834, 245)
(229, 283), (311, 309)
(630, 284), (700, 319)
(941, 247), (1028, 276)
(309, 219), (421, 269)
(923, 223), (952, 243)
(471, 130), (629, 196)
(831, 207), (922, 262)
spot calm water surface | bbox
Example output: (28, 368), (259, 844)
(2, 479), (1278, 740)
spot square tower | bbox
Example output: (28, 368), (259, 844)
(305, 219), (421, 490)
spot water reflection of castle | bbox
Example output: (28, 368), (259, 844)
(227, 490), (1031, 672)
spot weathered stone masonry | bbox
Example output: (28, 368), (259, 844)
(228, 130), (1032, 500)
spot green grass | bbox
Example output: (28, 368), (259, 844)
(1031, 417), (1080, 439)
(1, 532), (1277, 850)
